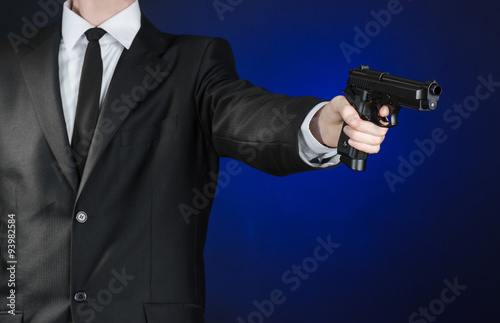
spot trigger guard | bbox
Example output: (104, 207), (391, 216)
(366, 107), (392, 128)
(374, 106), (399, 128)
(373, 116), (392, 128)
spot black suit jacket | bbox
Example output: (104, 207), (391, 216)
(0, 15), (324, 323)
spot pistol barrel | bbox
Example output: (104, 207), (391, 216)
(346, 66), (441, 111)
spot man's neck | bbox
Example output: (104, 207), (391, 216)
(71, 0), (135, 26)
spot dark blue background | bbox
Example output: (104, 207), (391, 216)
(2, 1), (499, 322)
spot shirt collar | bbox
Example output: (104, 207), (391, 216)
(61, 0), (141, 50)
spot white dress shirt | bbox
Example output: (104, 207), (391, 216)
(58, 0), (141, 142)
(58, 0), (339, 167)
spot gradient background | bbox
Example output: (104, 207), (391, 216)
(1, 1), (499, 322)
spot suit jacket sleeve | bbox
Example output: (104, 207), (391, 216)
(194, 37), (327, 176)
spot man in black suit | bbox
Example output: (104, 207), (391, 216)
(0, 0), (389, 322)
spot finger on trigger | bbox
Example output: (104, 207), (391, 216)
(379, 105), (390, 117)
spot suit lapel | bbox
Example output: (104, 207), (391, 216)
(76, 16), (172, 198)
(19, 23), (80, 192)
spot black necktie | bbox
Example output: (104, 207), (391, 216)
(72, 28), (107, 179)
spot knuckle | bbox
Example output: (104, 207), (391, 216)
(351, 131), (362, 142)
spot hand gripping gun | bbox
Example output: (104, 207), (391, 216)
(338, 65), (442, 171)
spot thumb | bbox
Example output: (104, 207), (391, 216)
(327, 95), (360, 127)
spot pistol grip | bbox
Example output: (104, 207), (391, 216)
(337, 122), (368, 172)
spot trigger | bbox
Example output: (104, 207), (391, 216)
(377, 105), (395, 128)
(377, 116), (390, 127)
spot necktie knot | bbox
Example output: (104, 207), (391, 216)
(85, 28), (107, 42)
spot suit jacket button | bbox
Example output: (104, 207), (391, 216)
(74, 292), (87, 302)
(76, 211), (88, 223)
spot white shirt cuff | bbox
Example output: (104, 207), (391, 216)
(298, 102), (341, 168)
